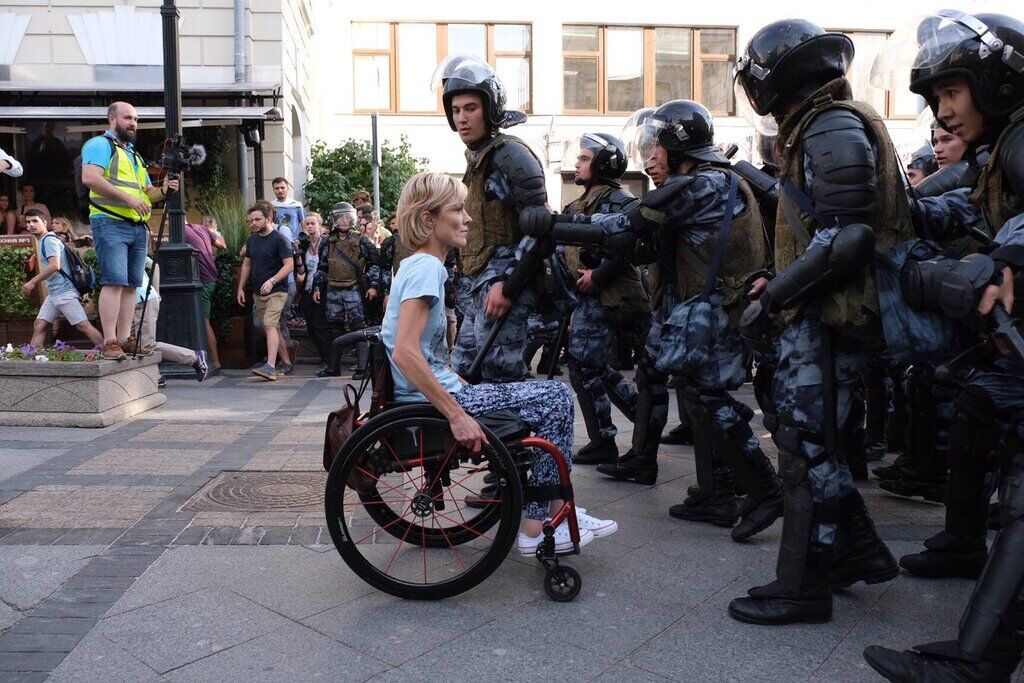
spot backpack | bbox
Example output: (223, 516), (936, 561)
(43, 233), (96, 296)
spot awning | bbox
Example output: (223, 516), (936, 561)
(0, 81), (279, 94)
(0, 106), (283, 121)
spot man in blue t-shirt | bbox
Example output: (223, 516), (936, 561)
(80, 101), (178, 361)
(271, 177), (306, 241)
(21, 209), (103, 348)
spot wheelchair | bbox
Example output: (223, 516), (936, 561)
(324, 328), (585, 602)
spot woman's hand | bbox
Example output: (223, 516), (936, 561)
(484, 282), (512, 318)
(449, 411), (488, 454)
(747, 276), (770, 300)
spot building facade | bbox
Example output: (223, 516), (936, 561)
(329, 0), (1018, 209)
(0, 0), (332, 218)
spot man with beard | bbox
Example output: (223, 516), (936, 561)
(81, 102), (178, 361)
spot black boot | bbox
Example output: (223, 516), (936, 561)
(574, 437), (619, 465)
(351, 341), (369, 381)
(732, 485), (784, 542)
(729, 546), (833, 625)
(878, 473), (948, 502)
(829, 490), (899, 589)
(872, 452), (917, 481)
(596, 449), (657, 485)
(660, 423), (694, 445)
(863, 644), (1020, 682)
(899, 530), (987, 579)
(669, 468), (738, 527)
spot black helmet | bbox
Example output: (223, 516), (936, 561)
(568, 133), (627, 185)
(907, 143), (937, 174)
(441, 59), (525, 131)
(735, 19), (854, 117)
(328, 202), (357, 228)
(644, 100), (729, 165)
(904, 11), (1024, 122)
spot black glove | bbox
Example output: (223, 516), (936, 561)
(519, 206), (556, 236)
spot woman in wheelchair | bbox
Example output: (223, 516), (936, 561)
(383, 172), (618, 555)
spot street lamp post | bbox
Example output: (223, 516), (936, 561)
(156, 0), (209, 375)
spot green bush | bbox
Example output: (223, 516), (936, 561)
(0, 247), (36, 319)
(198, 194), (249, 255)
(303, 136), (428, 218)
(211, 250), (244, 341)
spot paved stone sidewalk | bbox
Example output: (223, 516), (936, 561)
(0, 367), (989, 681)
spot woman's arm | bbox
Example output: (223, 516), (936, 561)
(392, 297), (487, 452)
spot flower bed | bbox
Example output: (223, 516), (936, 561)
(0, 351), (165, 428)
(2, 340), (99, 363)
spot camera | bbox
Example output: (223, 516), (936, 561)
(159, 134), (207, 177)
(297, 231), (311, 252)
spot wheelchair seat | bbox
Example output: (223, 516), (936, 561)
(476, 410), (531, 442)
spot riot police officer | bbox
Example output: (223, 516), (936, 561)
(437, 58), (547, 383)
(313, 201), (381, 379)
(727, 19), (903, 625)
(862, 11), (1024, 679)
(522, 100), (785, 542)
(561, 133), (649, 465)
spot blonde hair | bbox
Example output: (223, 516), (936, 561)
(304, 212), (322, 225)
(396, 172), (467, 250)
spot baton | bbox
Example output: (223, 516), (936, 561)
(991, 303), (1024, 362)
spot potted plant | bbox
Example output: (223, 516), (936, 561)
(0, 245), (38, 345)
(200, 195), (253, 368)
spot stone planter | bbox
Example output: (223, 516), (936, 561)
(0, 354), (166, 428)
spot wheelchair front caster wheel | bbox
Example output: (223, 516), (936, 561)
(544, 565), (581, 602)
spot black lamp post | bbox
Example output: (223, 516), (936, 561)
(156, 0), (209, 374)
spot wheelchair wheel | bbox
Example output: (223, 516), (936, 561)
(544, 565), (581, 602)
(325, 405), (523, 600)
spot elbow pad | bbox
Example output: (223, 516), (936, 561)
(763, 223), (875, 312)
(900, 253), (999, 320)
(803, 109), (877, 221)
(914, 161), (978, 197)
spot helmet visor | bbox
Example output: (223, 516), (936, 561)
(736, 88), (779, 136)
(621, 108), (655, 169)
(561, 134), (607, 173)
(871, 12), (988, 93)
(630, 122), (661, 171)
(431, 55), (489, 92)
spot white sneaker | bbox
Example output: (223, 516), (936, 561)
(575, 507), (618, 538)
(518, 522), (594, 556)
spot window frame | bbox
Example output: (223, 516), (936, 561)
(830, 28), (921, 120)
(562, 24), (737, 116)
(351, 21), (533, 115)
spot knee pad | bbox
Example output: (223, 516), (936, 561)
(954, 384), (999, 428)
(635, 355), (666, 392)
(772, 419), (804, 457)
(777, 439), (810, 491)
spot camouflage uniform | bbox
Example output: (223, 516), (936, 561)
(582, 166), (776, 503)
(313, 229), (382, 373)
(450, 133), (547, 383)
(561, 183), (647, 447)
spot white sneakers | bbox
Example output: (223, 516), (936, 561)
(516, 507), (617, 556)
(575, 507), (619, 538)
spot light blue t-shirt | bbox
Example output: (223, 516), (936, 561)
(80, 131), (151, 185)
(382, 253), (463, 402)
(36, 233), (75, 297)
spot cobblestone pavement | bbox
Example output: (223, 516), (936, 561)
(0, 366), (995, 681)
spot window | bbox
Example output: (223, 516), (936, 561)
(352, 22), (532, 113)
(562, 25), (736, 115)
(840, 30), (925, 119)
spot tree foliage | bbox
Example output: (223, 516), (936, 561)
(303, 136), (428, 219)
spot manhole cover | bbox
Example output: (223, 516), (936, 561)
(181, 471), (325, 513)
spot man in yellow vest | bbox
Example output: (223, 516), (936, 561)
(81, 101), (177, 361)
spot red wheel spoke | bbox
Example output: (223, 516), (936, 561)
(380, 436), (421, 492)
(421, 521), (427, 584)
(443, 498), (501, 504)
(352, 506), (414, 545)
(432, 509), (495, 542)
(432, 510), (467, 571)
(427, 440), (461, 491)
(384, 517), (415, 574)
(353, 466), (414, 502)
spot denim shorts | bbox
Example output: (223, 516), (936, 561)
(91, 215), (148, 287)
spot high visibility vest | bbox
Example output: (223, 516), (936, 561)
(89, 136), (150, 223)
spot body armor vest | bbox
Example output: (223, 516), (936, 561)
(327, 232), (366, 289)
(563, 184), (650, 318)
(648, 169), (768, 323)
(970, 110), (1024, 238)
(775, 77), (915, 336)
(461, 134), (537, 277)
